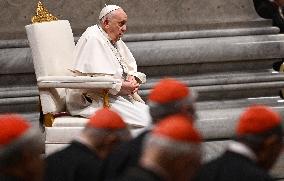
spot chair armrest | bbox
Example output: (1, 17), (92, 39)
(37, 76), (121, 89)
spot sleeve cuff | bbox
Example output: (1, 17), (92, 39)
(108, 81), (122, 95)
(129, 71), (147, 84)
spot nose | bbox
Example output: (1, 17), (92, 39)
(121, 24), (127, 32)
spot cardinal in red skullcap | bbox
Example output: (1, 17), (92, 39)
(148, 78), (197, 123)
(194, 105), (283, 181)
(0, 114), (44, 181)
(103, 78), (198, 180)
(236, 105), (281, 136)
(87, 108), (127, 130)
(152, 114), (201, 143)
(45, 108), (130, 181)
(118, 114), (202, 181)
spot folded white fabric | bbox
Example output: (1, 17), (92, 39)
(37, 75), (121, 83)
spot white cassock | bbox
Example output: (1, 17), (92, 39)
(66, 25), (151, 128)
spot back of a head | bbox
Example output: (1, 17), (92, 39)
(236, 105), (282, 140)
(236, 105), (283, 169)
(148, 78), (196, 123)
(0, 114), (43, 180)
(142, 114), (202, 180)
(87, 108), (127, 130)
(84, 108), (130, 158)
(148, 114), (202, 152)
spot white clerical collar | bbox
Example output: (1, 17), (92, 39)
(227, 141), (257, 161)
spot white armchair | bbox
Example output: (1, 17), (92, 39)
(25, 2), (123, 132)
(24, 2), (122, 154)
(25, 20), (119, 127)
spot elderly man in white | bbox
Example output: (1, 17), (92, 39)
(66, 5), (150, 128)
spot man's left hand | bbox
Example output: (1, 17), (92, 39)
(127, 76), (138, 85)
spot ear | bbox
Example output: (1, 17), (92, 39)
(263, 135), (278, 148)
(103, 19), (110, 28)
(258, 135), (279, 159)
(257, 134), (282, 170)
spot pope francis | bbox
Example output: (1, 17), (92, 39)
(66, 5), (151, 128)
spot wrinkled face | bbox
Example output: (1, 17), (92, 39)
(103, 8), (127, 43)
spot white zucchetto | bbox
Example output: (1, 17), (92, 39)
(99, 5), (121, 20)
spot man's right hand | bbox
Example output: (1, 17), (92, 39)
(119, 80), (139, 95)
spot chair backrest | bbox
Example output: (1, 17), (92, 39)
(25, 20), (75, 114)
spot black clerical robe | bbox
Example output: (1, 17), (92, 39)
(104, 130), (150, 180)
(116, 166), (166, 181)
(194, 151), (274, 181)
(45, 141), (104, 181)
(0, 174), (22, 181)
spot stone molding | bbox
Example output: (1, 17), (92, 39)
(0, 0), (272, 40)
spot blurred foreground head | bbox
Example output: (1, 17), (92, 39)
(236, 105), (283, 170)
(81, 108), (131, 159)
(0, 114), (44, 181)
(148, 78), (197, 123)
(141, 114), (202, 181)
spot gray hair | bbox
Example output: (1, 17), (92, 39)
(148, 95), (197, 123)
(236, 125), (283, 151)
(83, 126), (130, 140)
(143, 133), (202, 158)
(99, 10), (116, 25)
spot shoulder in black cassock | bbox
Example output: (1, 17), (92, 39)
(114, 166), (165, 181)
(44, 141), (104, 181)
(103, 130), (150, 180)
(193, 150), (275, 181)
(0, 174), (22, 181)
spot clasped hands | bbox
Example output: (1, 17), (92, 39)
(119, 76), (140, 95)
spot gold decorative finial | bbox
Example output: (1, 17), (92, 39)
(31, 1), (58, 23)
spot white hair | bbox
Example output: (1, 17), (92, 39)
(143, 133), (202, 157)
(83, 126), (130, 139)
(148, 93), (197, 122)
(99, 5), (121, 25)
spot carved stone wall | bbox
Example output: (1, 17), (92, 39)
(0, 0), (269, 39)
(1, 1), (284, 179)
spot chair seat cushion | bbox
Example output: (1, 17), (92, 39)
(52, 116), (88, 127)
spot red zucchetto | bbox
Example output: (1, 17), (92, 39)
(148, 78), (191, 104)
(152, 114), (201, 143)
(87, 108), (126, 130)
(0, 114), (31, 146)
(236, 105), (281, 136)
